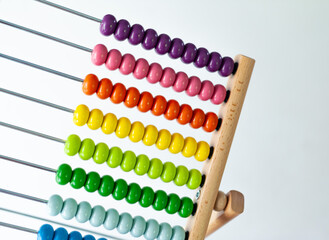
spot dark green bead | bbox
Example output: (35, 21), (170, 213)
(179, 197), (194, 218)
(98, 175), (114, 197)
(166, 193), (181, 214)
(153, 190), (168, 211)
(112, 179), (128, 200)
(126, 183), (141, 204)
(56, 164), (72, 185)
(139, 187), (154, 208)
(70, 168), (86, 189)
(84, 172), (101, 193)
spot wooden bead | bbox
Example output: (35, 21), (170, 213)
(91, 44), (108, 66)
(101, 113), (117, 135)
(82, 74), (99, 95)
(93, 143), (109, 164)
(138, 92), (153, 112)
(133, 58), (149, 79)
(203, 112), (218, 132)
(105, 49), (122, 70)
(147, 63), (163, 84)
(64, 135), (81, 156)
(156, 129), (171, 150)
(190, 109), (205, 129)
(143, 125), (158, 146)
(115, 117), (131, 138)
(119, 53), (135, 75)
(177, 104), (193, 125)
(96, 78), (113, 100)
(151, 95), (167, 116)
(110, 83), (126, 104)
(195, 141), (210, 162)
(124, 87), (140, 108)
(182, 137), (197, 158)
(169, 133), (184, 154)
(87, 109), (104, 130)
(73, 104), (90, 127)
(129, 121), (145, 142)
(164, 100), (180, 120)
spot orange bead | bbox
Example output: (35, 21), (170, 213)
(124, 87), (140, 108)
(203, 112), (218, 132)
(138, 92), (153, 112)
(151, 95), (167, 116)
(177, 104), (193, 125)
(82, 74), (99, 95)
(110, 83), (126, 104)
(96, 78), (113, 99)
(190, 109), (205, 129)
(164, 100), (180, 120)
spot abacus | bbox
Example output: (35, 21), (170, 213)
(0, 1), (255, 239)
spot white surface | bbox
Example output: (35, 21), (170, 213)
(0, 0), (328, 239)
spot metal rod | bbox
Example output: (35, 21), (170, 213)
(0, 221), (37, 234)
(0, 188), (48, 204)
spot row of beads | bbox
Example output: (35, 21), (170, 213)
(91, 44), (227, 105)
(73, 104), (210, 161)
(82, 74), (219, 132)
(56, 164), (195, 218)
(99, 15), (234, 76)
(64, 134), (203, 189)
(48, 195), (185, 240)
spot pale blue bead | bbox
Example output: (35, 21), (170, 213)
(158, 223), (172, 240)
(144, 219), (159, 240)
(117, 212), (133, 234)
(61, 198), (78, 220)
(47, 194), (63, 216)
(130, 216), (146, 238)
(171, 226), (185, 240)
(103, 209), (119, 230)
(76, 201), (92, 223)
(90, 205), (106, 227)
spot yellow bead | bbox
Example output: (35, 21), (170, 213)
(73, 104), (90, 126)
(115, 117), (131, 138)
(182, 137), (197, 158)
(194, 141), (210, 161)
(87, 109), (104, 130)
(142, 125), (158, 146)
(101, 113), (117, 135)
(168, 133), (184, 154)
(156, 129), (172, 150)
(129, 121), (145, 143)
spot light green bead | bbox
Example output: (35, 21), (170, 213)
(134, 154), (150, 176)
(107, 147), (123, 168)
(121, 151), (136, 172)
(79, 138), (95, 160)
(174, 166), (189, 186)
(160, 162), (176, 183)
(186, 169), (202, 189)
(93, 142), (109, 164)
(147, 158), (163, 179)
(64, 134), (81, 156)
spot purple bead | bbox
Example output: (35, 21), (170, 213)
(207, 52), (222, 72)
(219, 57), (234, 77)
(155, 34), (171, 55)
(142, 29), (158, 50)
(128, 24), (144, 45)
(114, 19), (131, 41)
(181, 43), (197, 64)
(194, 47), (210, 68)
(168, 38), (184, 59)
(100, 14), (117, 36)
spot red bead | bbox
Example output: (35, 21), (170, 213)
(203, 112), (218, 132)
(138, 92), (153, 112)
(124, 87), (140, 108)
(164, 100), (180, 120)
(110, 83), (126, 104)
(96, 78), (113, 99)
(82, 74), (99, 95)
(177, 104), (193, 125)
(151, 95), (167, 116)
(190, 109), (205, 129)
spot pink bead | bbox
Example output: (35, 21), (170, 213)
(173, 72), (189, 92)
(185, 76), (201, 96)
(160, 67), (176, 88)
(198, 80), (214, 101)
(91, 44), (108, 66)
(147, 63), (163, 84)
(105, 49), (122, 70)
(119, 54), (136, 75)
(133, 58), (149, 79)
(211, 84), (226, 105)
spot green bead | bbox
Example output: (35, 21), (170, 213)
(107, 147), (123, 168)
(113, 179), (128, 200)
(70, 168), (86, 189)
(160, 162), (176, 183)
(93, 142), (109, 164)
(179, 197), (194, 218)
(64, 134), (81, 156)
(98, 175), (114, 197)
(56, 164), (72, 185)
(153, 190), (168, 211)
(166, 193), (181, 214)
(147, 158), (163, 179)
(79, 138), (95, 160)
(120, 151), (136, 172)
(186, 169), (202, 190)
(134, 154), (150, 176)
(174, 165), (189, 186)
(139, 187), (154, 208)
(126, 183), (141, 204)
(84, 172), (101, 193)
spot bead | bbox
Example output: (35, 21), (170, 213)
(164, 100), (180, 120)
(103, 209), (120, 230)
(147, 158), (163, 179)
(91, 44), (108, 66)
(38, 224), (54, 240)
(199, 80), (214, 101)
(129, 24), (144, 45)
(182, 137), (197, 158)
(194, 141), (210, 162)
(181, 43), (197, 64)
(97, 78), (113, 100)
(87, 109), (104, 130)
(155, 34), (171, 55)
(179, 197), (194, 218)
(61, 198), (78, 220)
(70, 168), (87, 189)
(105, 49), (122, 70)
(84, 172), (101, 193)
(126, 183), (141, 204)
(171, 226), (185, 240)
(90, 205), (106, 227)
(147, 63), (163, 84)
(156, 129), (171, 150)
(174, 166), (189, 186)
(53, 227), (68, 240)
(65, 134), (81, 156)
(68, 231), (82, 240)
(117, 212), (133, 234)
(119, 54), (136, 75)
(76, 201), (92, 223)
(134, 154), (150, 176)
(131, 216), (146, 238)
(186, 76), (201, 96)
(169, 38), (184, 59)
(111, 83), (126, 104)
(121, 151), (137, 172)
(203, 112), (218, 132)
(144, 219), (160, 240)
(160, 162), (176, 183)
(93, 143), (109, 164)
(113, 179), (128, 200)
(219, 56), (234, 77)
(160, 67), (176, 88)
(82, 74), (99, 95)
(100, 14), (117, 36)
(177, 104), (193, 125)
(190, 109), (205, 129)
(107, 147), (123, 168)
(83, 235), (96, 240)
(115, 117), (131, 138)
(79, 138), (95, 160)
(151, 95), (167, 116)
(129, 121), (145, 142)
(139, 187), (154, 208)
(153, 190), (168, 211)
(101, 113), (117, 135)
(142, 29), (158, 50)
(138, 91), (153, 113)
(166, 193), (181, 214)
(133, 58), (149, 79)
(158, 223), (172, 240)
(124, 87), (140, 108)
(114, 19), (130, 41)
(143, 125), (158, 146)
(98, 175), (114, 197)
(207, 52), (222, 72)
(169, 133), (184, 154)
(173, 72), (188, 92)
(187, 169), (202, 189)
(47, 194), (63, 216)
(211, 84), (226, 105)
(56, 164), (72, 185)
(194, 47), (209, 68)
(73, 104), (90, 127)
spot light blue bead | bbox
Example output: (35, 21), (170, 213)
(130, 216), (146, 238)
(47, 194), (63, 216)
(144, 219), (159, 240)
(53, 227), (68, 240)
(117, 212), (133, 234)
(171, 226), (185, 240)
(37, 224), (54, 240)
(158, 223), (172, 240)
(76, 201), (92, 223)
(90, 205), (106, 227)
(83, 235), (96, 240)
(68, 231), (82, 240)
(61, 198), (78, 220)
(98, 238), (107, 240)
(103, 208), (119, 230)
